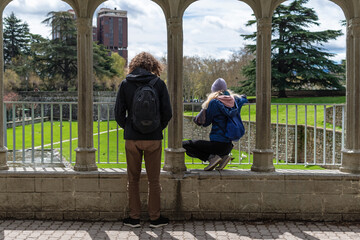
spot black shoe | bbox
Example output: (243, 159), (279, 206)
(149, 216), (169, 228)
(123, 217), (140, 228)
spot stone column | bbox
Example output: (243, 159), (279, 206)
(74, 17), (97, 171)
(341, 17), (360, 174)
(251, 17), (275, 172)
(163, 17), (187, 174)
(0, 12), (8, 170)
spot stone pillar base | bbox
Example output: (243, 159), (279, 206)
(74, 148), (98, 171)
(340, 149), (360, 174)
(251, 149), (275, 172)
(163, 148), (187, 174)
(0, 147), (8, 170)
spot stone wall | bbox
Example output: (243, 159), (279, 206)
(326, 105), (345, 127)
(0, 168), (358, 222)
(184, 116), (343, 165)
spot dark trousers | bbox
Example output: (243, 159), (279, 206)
(182, 140), (233, 162)
(125, 140), (162, 221)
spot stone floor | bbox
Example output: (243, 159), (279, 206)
(0, 220), (359, 239)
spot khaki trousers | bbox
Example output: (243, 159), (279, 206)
(125, 140), (162, 220)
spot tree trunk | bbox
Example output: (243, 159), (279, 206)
(278, 88), (287, 98)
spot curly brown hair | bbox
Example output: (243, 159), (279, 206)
(128, 52), (163, 76)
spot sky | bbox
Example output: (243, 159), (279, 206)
(3, 0), (346, 62)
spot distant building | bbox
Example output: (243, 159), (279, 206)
(96, 8), (128, 63)
(92, 26), (97, 42)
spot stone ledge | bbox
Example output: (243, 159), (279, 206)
(0, 167), (358, 183)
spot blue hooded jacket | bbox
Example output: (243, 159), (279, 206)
(203, 96), (248, 142)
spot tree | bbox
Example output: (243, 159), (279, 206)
(3, 12), (31, 66)
(4, 69), (21, 92)
(93, 43), (116, 78)
(223, 49), (254, 93)
(34, 11), (78, 91)
(33, 11), (126, 91)
(109, 52), (127, 90)
(183, 56), (202, 101)
(9, 55), (33, 91)
(111, 52), (127, 80)
(241, 0), (345, 97)
(93, 45), (126, 91)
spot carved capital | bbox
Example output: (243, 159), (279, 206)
(257, 17), (272, 37)
(348, 18), (360, 39)
(77, 17), (92, 35)
(167, 17), (182, 33)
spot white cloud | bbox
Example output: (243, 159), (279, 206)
(183, 0), (254, 59)
(4, 0), (71, 38)
(2, 0), (347, 62)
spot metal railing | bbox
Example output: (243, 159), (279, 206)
(4, 101), (345, 167)
(184, 102), (345, 167)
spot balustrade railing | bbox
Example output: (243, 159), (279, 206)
(3, 101), (345, 168)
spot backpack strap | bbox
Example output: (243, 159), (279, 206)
(148, 77), (159, 87)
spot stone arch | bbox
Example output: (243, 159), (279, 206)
(327, 0), (352, 20)
(62, 0), (107, 17)
(152, 0), (195, 19)
(0, 0), (12, 12)
(240, 0), (285, 18)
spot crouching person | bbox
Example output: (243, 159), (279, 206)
(183, 78), (248, 171)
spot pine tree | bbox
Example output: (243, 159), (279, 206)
(37, 11), (78, 91)
(3, 12), (31, 66)
(241, 0), (345, 97)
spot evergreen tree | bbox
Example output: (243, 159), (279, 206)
(241, 0), (345, 97)
(93, 45), (126, 91)
(34, 11), (123, 91)
(3, 12), (31, 66)
(93, 43), (118, 79)
(34, 11), (78, 91)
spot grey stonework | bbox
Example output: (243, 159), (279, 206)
(0, 168), (359, 222)
(326, 105), (345, 128)
(184, 116), (343, 165)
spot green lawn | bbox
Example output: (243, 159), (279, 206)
(6, 119), (325, 170)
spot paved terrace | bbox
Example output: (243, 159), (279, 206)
(0, 219), (359, 239)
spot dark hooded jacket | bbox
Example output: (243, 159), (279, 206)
(203, 95), (248, 142)
(114, 68), (172, 140)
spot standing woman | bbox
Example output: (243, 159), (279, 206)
(182, 78), (248, 171)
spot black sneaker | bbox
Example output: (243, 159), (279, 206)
(123, 217), (141, 228)
(149, 216), (169, 228)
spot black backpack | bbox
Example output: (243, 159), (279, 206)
(131, 78), (161, 134)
